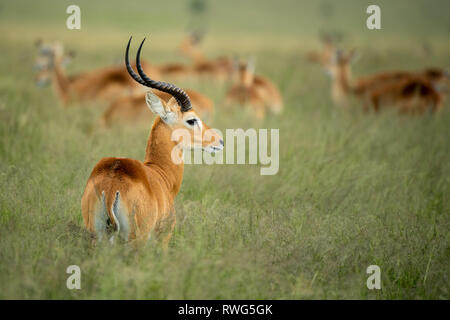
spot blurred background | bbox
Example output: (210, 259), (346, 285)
(2, 0), (450, 70)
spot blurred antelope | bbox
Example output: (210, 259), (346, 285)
(34, 40), (77, 86)
(224, 58), (283, 119)
(368, 77), (443, 114)
(82, 38), (224, 246)
(34, 40), (79, 88)
(364, 68), (449, 113)
(178, 31), (205, 62)
(34, 40), (159, 105)
(306, 32), (337, 68)
(101, 87), (214, 127)
(157, 63), (191, 80)
(325, 49), (448, 113)
(178, 31), (233, 82)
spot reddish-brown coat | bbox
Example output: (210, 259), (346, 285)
(82, 94), (223, 247)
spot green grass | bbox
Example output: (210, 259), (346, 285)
(0, 0), (449, 299)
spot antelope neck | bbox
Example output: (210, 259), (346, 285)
(143, 117), (184, 197)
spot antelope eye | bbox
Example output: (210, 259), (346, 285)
(186, 118), (197, 126)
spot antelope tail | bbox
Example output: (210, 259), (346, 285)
(109, 191), (121, 233)
(95, 191), (125, 243)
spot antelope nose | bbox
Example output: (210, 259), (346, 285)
(219, 139), (224, 146)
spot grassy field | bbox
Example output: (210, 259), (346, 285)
(0, 0), (449, 299)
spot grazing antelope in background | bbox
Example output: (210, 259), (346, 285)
(101, 87), (214, 127)
(34, 41), (159, 105)
(325, 49), (448, 113)
(224, 58), (283, 119)
(82, 37), (224, 246)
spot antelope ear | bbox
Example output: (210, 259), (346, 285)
(145, 91), (177, 124)
(145, 90), (166, 116)
(163, 97), (178, 124)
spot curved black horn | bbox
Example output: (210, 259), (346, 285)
(125, 37), (148, 86)
(132, 37), (192, 112)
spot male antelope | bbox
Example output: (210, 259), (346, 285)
(81, 38), (223, 246)
(101, 87), (214, 127)
(224, 58), (283, 119)
(34, 41), (159, 105)
(325, 49), (447, 113)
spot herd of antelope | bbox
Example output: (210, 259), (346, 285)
(307, 34), (449, 113)
(34, 32), (282, 127)
(32, 32), (448, 247)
